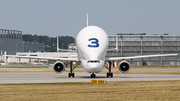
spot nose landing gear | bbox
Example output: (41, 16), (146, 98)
(91, 73), (96, 78)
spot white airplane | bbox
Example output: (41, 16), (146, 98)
(4, 14), (178, 78)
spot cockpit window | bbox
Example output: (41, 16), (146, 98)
(87, 60), (100, 63)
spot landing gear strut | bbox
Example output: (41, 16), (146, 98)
(105, 61), (113, 77)
(68, 61), (79, 78)
(91, 73), (96, 78)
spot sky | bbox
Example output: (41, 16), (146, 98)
(0, 0), (180, 38)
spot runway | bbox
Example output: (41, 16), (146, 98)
(0, 68), (180, 84)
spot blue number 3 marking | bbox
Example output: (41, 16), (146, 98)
(88, 38), (99, 47)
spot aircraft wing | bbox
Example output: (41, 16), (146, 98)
(3, 55), (79, 61)
(105, 54), (178, 61)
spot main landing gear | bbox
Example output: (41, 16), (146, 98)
(68, 61), (79, 78)
(105, 61), (113, 77)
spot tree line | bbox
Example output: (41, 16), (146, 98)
(22, 34), (75, 52)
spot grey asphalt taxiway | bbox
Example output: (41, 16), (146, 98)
(0, 68), (180, 84)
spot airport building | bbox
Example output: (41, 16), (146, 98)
(0, 29), (24, 55)
(0, 29), (44, 65)
(0, 29), (44, 55)
(106, 35), (180, 66)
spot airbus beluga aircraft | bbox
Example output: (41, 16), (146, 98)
(4, 14), (178, 78)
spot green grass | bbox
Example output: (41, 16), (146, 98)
(0, 81), (180, 101)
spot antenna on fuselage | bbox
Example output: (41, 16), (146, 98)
(86, 13), (88, 27)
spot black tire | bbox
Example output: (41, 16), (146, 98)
(110, 73), (113, 78)
(107, 73), (109, 77)
(91, 74), (96, 78)
(94, 74), (96, 78)
(72, 73), (74, 78)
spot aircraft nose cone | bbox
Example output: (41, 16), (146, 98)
(90, 66), (98, 72)
(91, 64), (98, 68)
(81, 60), (104, 73)
(88, 64), (103, 73)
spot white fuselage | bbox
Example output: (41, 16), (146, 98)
(76, 26), (109, 73)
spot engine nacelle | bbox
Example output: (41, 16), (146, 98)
(118, 60), (130, 73)
(53, 61), (65, 74)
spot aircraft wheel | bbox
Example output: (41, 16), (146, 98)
(110, 73), (113, 77)
(107, 73), (109, 77)
(69, 73), (75, 78)
(91, 73), (96, 78)
(72, 73), (75, 78)
(107, 73), (113, 78)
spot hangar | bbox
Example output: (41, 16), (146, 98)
(0, 29), (23, 55)
(0, 29), (44, 65)
(0, 29), (44, 55)
(107, 35), (180, 66)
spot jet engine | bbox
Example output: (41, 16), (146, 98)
(53, 61), (65, 74)
(118, 60), (130, 73)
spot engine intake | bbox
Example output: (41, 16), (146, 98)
(118, 60), (130, 73)
(53, 61), (65, 74)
